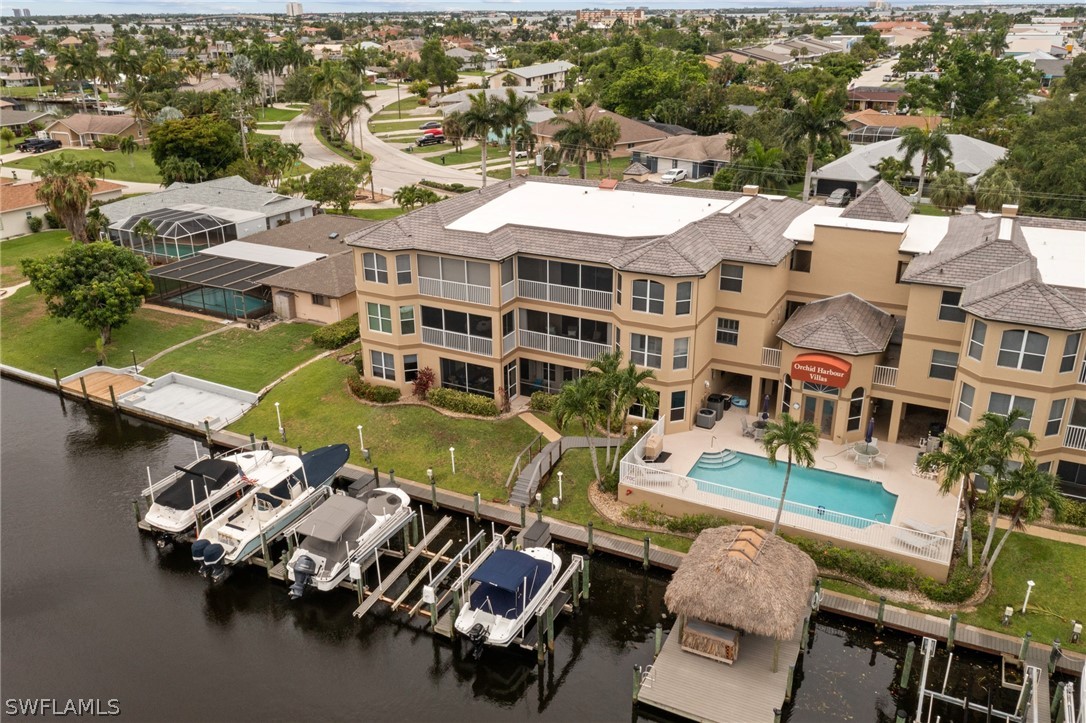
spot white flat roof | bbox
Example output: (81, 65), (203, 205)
(1020, 226), (1086, 289)
(444, 182), (727, 238)
(201, 241), (325, 267)
(784, 206), (843, 242)
(898, 214), (951, 254)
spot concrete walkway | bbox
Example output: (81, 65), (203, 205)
(992, 516), (1086, 546)
(518, 411), (561, 443)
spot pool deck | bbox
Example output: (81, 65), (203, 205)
(655, 410), (959, 535)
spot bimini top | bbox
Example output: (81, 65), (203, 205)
(471, 549), (548, 593)
(295, 495), (369, 543)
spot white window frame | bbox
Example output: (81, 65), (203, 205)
(631, 279), (664, 315)
(362, 252), (388, 284)
(370, 350), (395, 380)
(367, 302), (392, 334)
(675, 281), (691, 315)
(630, 333), (663, 369)
(669, 390), (686, 422)
(719, 263), (743, 292)
(399, 305), (415, 335)
(967, 320), (986, 361)
(1046, 398), (1066, 437)
(929, 349), (958, 380)
(938, 289), (965, 322)
(987, 391), (1035, 430)
(956, 383), (974, 422)
(996, 329), (1047, 372)
(716, 317), (739, 346)
(395, 253), (412, 285)
(673, 337), (689, 370)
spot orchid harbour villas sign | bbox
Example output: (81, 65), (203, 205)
(791, 354), (852, 389)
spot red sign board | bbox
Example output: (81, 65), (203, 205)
(791, 353), (852, 388)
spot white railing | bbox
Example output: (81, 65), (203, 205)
(517, 279), (613, 311)
(500, 280), (515, 305)
(618, 435), (952, 565)
(761, 347), (781, 368)
(518, 329), (610, 361)
(421, 326), (493, 357)
(418, 276), (491, 306)
(502, 331), (515, 356)
(873, 365), (898, 388)
(1066, 424), (1086, 451)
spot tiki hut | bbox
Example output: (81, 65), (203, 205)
(664, 525), (816, 665)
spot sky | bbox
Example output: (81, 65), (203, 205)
(7, 0), (1064, 19)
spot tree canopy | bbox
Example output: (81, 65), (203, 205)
(304, 163), (367, 213)
(149, 115), (242, 183)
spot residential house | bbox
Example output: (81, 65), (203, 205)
(533, 105), (672, 158)
(487, 61), (574, 94)
(436, 87), (553, 126)
(0, 109), (54, 134)
(42, 113), (144, 148)
(344, 176), (1086, 501)
(847, 86), (907, 113)
(631, 134), (733, 179)
(843, 109), (944, 145)
(0, 178), (123, 240)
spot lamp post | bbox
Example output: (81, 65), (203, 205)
(426, 467), (434, 483)
(557, 471), (564, 501)
(1022, 580), (1036, 614)
(449, 446), (456, 475)
(357, 425), (365, 453)
(274, 402), (284, 441)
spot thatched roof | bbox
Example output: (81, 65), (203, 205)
(664, 526), (816, 641)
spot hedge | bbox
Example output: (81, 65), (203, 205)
(1055, 498), (1086, 528)
(419, 178), (476, 194)
(427, 387), (499, 416)
(529, 391), (558, 412)
(26, 216), (43, 233)
(623, 503), (732, 534)
(312, 314), (360, 349)
(789, 536), (919, 590)
(347, 373), (401, 403)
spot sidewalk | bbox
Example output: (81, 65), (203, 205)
(993, 516), (1086, 546)
(519, 411), (561, 443)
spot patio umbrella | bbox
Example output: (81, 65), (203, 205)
(865, 417), (875, 444)
(761, 394), (771, 419)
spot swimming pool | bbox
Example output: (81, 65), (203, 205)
(687, 451), (898, 528)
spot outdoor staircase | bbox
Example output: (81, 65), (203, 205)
(697, 450), (740, 470)
(508, 436), (611, 510)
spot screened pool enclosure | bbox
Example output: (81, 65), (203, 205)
(111, 208), (239, 262)
(149, 255), (287, 320)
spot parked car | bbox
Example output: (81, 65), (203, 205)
(513, 150), (528, 159)
(421, 127), (443, 136)
(376, 77), (388, 84)
(882, 74), (894, 82)
(660, 168), (687, 184)
(416, 134), (445, 147)
(419, 121), (442, 130)
(15, 138), (47, 152)
(17, 138), (61, 153)
(826, 188), (853, 207)
(32, 139), (62, 153)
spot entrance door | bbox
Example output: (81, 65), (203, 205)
(819, 399), (835, 438)
(803, 396), (836, 438)
(505, 361), (517, 399)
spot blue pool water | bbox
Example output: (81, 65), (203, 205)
(688, 451), (898, 527)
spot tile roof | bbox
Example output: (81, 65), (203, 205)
(345, 176), (810, 276)
(960, 260), (1086, 331)
(0, 179), (124, 213)
(840, 181), (913, 223)
(44, 113), (137, 135)
(844, 109), (944, 130)
(900, 215), (1033, 288)
(635, 133), (734, 163)
(623, 161), (651, 176)
(259, 251), (356, 297)
(777, 293), (896, 355)
(533, 105), (672, 146)
(813, 134), (1007, 184)
(239, 213), (374, 256)
(847, 87), (907, 102)
(0, 109), (55, 127)
(99, 176), (316, 223)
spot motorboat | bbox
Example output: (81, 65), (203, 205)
(454, 547), (562, 656)
(142, 446), (275, 548)
(191, 444), (350, 582)
(285, 486), (413, 599)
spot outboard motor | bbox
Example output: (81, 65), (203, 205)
(154, 533), (175, 554)
(191, 538), (210, 566)
(288, 555), (318, 600)
(200, 543), (227, 581)
(468, 623), (489, 660)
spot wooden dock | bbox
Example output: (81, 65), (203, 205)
(62, 370), (143, 404)
(637, 625), (801, 722)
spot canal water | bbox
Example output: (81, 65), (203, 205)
(1, 378), (1048, 722)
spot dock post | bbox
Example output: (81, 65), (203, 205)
(1052, 681), (1065, 714)
(571, 568), (580, 609)
(53, 367), (62, 394)
(108, 385), (119, 411)
(410, 515), (418, 547)
(430, 481), (437, 510)
(654, 623), (662, 657)
(947, 613), (958, 650)
(389, 469), (396, 485)
(79, 375), (89, 402)
(642, 536), (650, 571)
(537, 612), (546, 664)
(1055, 701), (1067, 723)
(894, 710), (906, 723)
(784, 664), (795, 702)
(452, 589), (462, 625)
(402, 527), (409, 552)
(632, 666), (641, 702)
(536, 504), (542, 523)
(876, 596), (886, 631)
(582, 557), (590, 601)
(259, 530), (269, 569)
(1015, 669), (1033, 719)
(473, 492), (480, 521)
(900, 641), (915, 687)
(203, 420), (212, 446)
(297, 446), (302, 456)
(546, 606), (555, 652)
(587, 522), (594, 554)
(131, 499), (141, 523)
(800, 615), (810, 654)
(1049, 639), (1061, 675)
(772, 639), (780, 673)
(261, 435), (269, 450)
(813, 578), (821, 612)
(1019, 631), (1032, 661)
(429, 602), (437, 632)
(249, 432), (256, 447)
(520, 504), (526, 528)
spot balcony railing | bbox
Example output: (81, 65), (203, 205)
(500, 280), (515, 305)
(421, 326), (493, 357)
(418, 276), (491, 306)
(1066, 424), (1086, 451)
(519, 329), (610, 361)
(517, 279), (613, 311)
(873, 365), (898, 388)
(761, 347), (781, 368)
(502, 331), (515, 356)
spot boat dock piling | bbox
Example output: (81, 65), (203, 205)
(352, 515), (452, 618)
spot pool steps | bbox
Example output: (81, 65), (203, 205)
(696, 450), (741, 470)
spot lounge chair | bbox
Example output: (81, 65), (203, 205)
(893, 529), (946, 555)
(740, 418), (755, 438)
(873, 455), (887, 468)
(901, 518), (948, 536)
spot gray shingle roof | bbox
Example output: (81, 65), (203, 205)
(344, 177), (811, 276)
(840, 181), (913, 223)
(260, 251), (356, 297)
(777, 293), (896, 356)
(635, 133), (734, 163)
(623, 161), (651, 176)
(812, 134), (1006, 184)
(504, 60), (573, 79)
(99, 176), (316, 223)
(900, 215), (1034, 287)
(240, 213), (374, 256)
(960, 260), (1086, 331)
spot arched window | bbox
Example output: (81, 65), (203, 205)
(847, 387), (865, 432)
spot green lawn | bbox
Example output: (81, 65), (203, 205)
(424, 146), (486, 166)
(346, 207), (407, 221)
(140, 323), (321, 392)
(912, 203), (949, 217)
(256, 106), (302, 123)
(0, 84), (54, 98)
(370, 97), (428, 121)
(0, 287), (218, 377)
(7, 148), (162, 184)
(412, 142), (457, 153)
(255, 121), (287, 129)
(0, 230), (72, 287)
(315, 125), (373, 164)
(283, 160), (314, 177)
(227, 358), (539, 497)
(370, 119), (441, 133)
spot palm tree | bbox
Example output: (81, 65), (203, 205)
(784, 90), (845, 202)
(762, 413), (820, 534)
(929, 170), (969, 213)
(983, 459), (1063, 572)
(608, 362), (658, 473)
(732, 139), (787, 192)
(553, 376), (604, 482)
(21, 51), (48, 98)
(899, 120), (952, 202)
(587, 348), (623, 465)
(460, 91), (500, 187)
(974, 165), (1020, 212)
(33, 156), (98, 242)
(553, 101), (596, 179)
(973, 410), (1037, 568)
(591, 115), (621, 178)
(119, 80), (153, 140)
(329, 78), (371, 153)
(443, 112), (466, 153)
(495, 88), (537, 174)
(919, 432), (984, 566)
(876, 155), (908, 193)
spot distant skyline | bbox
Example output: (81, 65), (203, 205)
(7, 0), (1069, 19)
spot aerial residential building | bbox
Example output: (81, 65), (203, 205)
(576, 8), (647, 26)
(346, 177), (1086, 498)
(532, 105), (671, 158)
(487, 60), (574, 94)
(41, 113), (143, 148)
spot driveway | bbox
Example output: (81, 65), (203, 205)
(280, 111), (342, 170)
(851, 56), (902, 88)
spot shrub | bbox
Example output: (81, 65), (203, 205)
(419, 179), (476, 193)
(427, 387), (499, 416)
(312, 314), (360, 349)
(1055, 498), (1086, 528)
(623, 502), (670, 527)
(788, 537), (919, 590)
(347, 373), (401, 403)
(43, 210), (60, 229)
(26, 216), (43, 233)
(529, 391), (558, 412)
(94, 134), (121, 150)
(918, 564), (982, 603)
(412, 366), (436, 400)
(667, 513), (732, 534)
(352, 354), (365, 374)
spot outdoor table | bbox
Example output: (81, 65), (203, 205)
(853, 442), (879, 466)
